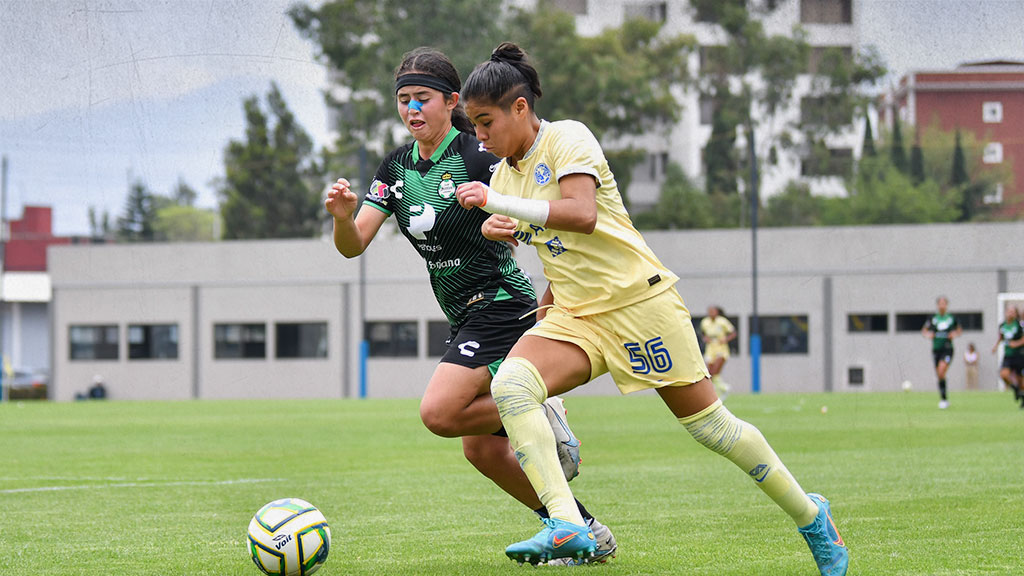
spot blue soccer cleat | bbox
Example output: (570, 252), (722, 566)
(505, 517), (597, 565)
(799, 493), (849, 576)
(546, 517), (617, 566)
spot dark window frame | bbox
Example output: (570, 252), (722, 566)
(69, 324), (119, 360)
(128, 323), (179, 360)
(365, 321), (419, 358)
(275, 322), (329, 359)
(214, 323), (267, 359)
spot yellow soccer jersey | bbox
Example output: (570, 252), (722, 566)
(700, 315), (735, 345)
(490, 120), (678, 316)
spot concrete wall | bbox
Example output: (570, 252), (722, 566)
(48, 222), (1024, 401)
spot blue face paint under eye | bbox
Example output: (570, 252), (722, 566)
(408, 100), (423, 112)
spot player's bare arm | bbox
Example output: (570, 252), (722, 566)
(327, 177), (386, 258)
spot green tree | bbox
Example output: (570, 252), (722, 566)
(116, 180), (156, 242)
(88, 206), (113, 241)
(172, 177), (198, 207)
(291, 0), (693, 203)
(834, 156), (960, 225)
(633, 164), (714, 229)
(503, 3), (694, 201)
(760, 182), (826, 227)
(951, 130), (968, 187)
(153, 205), (218, 242)
(862, 114), (876, 157)
(219, 83), (325, 239)
(889, 113), (907, 172)
(910, 138), (925, 185)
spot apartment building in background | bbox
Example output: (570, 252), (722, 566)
(886, 61), (1024, 216)
(549, 0), (864, 209)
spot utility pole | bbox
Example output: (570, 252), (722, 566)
(0, 156), (7, 402)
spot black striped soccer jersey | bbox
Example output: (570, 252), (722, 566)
(363, 127), (536, 327)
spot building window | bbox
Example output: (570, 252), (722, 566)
(214, 323), (266, 359)
(699, 94), (714, 125)
(625, 1), (667, 23)
(692, 315), (741, 355)
(427, 320), (451, 357)
(69, 325), (119, 360)
(128, 324), (179, 360)
(552, 0), (587, 15)
(807, 46), (852, 74)
(848, 314), (888, 333)
(801, 147), (853, 177)
(984, 182), (1005, 204)
(983, 142), (1003, 164)
(983, 101), (1003, 123)
(276, 322), (328, 359)
(957, 312), (984, 332)
(750, 315), (809, 354)
(800, 0), (852, 24)
(632, 152), (669, 183)
(366, 321), (418, 358)
(895, 313), (930, 332)
(848, 366), (865, 386)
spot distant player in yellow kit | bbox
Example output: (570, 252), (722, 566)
(700, 306), (736, 399)
(455, 42), (849, 575)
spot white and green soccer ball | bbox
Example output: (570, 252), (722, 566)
(247, 498), (331, 576)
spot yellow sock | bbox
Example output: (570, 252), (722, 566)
(679, 400), (818, 526)
(491, 357), (584, 525)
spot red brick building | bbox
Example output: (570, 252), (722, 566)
(889, 61), (1024, 216)
(4, 206), (73, 271)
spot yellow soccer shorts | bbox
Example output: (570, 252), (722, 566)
(526, 288), (710, 394)
(703, 341), (730, 363)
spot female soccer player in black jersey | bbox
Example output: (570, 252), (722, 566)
(324, 47), (615, 562)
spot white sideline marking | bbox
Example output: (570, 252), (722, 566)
(0, 478), (282, 494)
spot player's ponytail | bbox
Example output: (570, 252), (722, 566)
(463, 42), (542, 110)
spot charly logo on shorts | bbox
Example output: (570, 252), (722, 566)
(534, 163), (552, 185)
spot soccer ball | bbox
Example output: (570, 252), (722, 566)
(247, 498), (331, 576)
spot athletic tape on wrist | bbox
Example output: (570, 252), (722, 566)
(481, 184), (549, 226)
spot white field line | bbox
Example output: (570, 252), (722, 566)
(0, 478), (283, 494)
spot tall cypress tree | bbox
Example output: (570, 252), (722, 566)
(951, 130), (968, 187)
(910, 134), (925, 185)
(890, 109), (907, 172)
(862, 114), (876, 157)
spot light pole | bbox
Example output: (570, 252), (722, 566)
(748, 130), (761, 394)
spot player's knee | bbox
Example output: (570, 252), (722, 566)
(490, 357), (547, 417)
(419, 400), (462, 438)
(678, 400), (749, 456)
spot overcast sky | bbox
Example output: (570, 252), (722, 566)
(2, 0), (1023, 236)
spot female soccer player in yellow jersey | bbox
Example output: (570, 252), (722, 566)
(455, 42), (848, 575)
(700, 305), (737, 399)
(326, 47), (615, 561)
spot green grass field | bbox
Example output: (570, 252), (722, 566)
(1, 391), (1021, 575)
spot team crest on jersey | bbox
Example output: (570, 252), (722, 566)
(545, 236), (567, 257)
(368, 179), (390, 201)
(438, 172), (456, 198)
(534, 163), (552, 185)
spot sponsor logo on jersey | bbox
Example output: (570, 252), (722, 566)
(489, 161), (500, 173)
(479, 142), (487, 153)
(392, 179), (405, 199)
(438, 172), (456, 198)
(368, 179), (390, 201)
(466, 292), (485, 306)
(535, 163), (552, 185)
(427, 258), (461, 271)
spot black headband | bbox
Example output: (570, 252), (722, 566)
(395, 73), (457, 95)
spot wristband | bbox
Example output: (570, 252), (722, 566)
(481, 184), (550, 226)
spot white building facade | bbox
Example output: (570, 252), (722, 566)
(47, 222), (1024, 402)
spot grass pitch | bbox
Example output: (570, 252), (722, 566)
(1, 390), (1021, 575)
